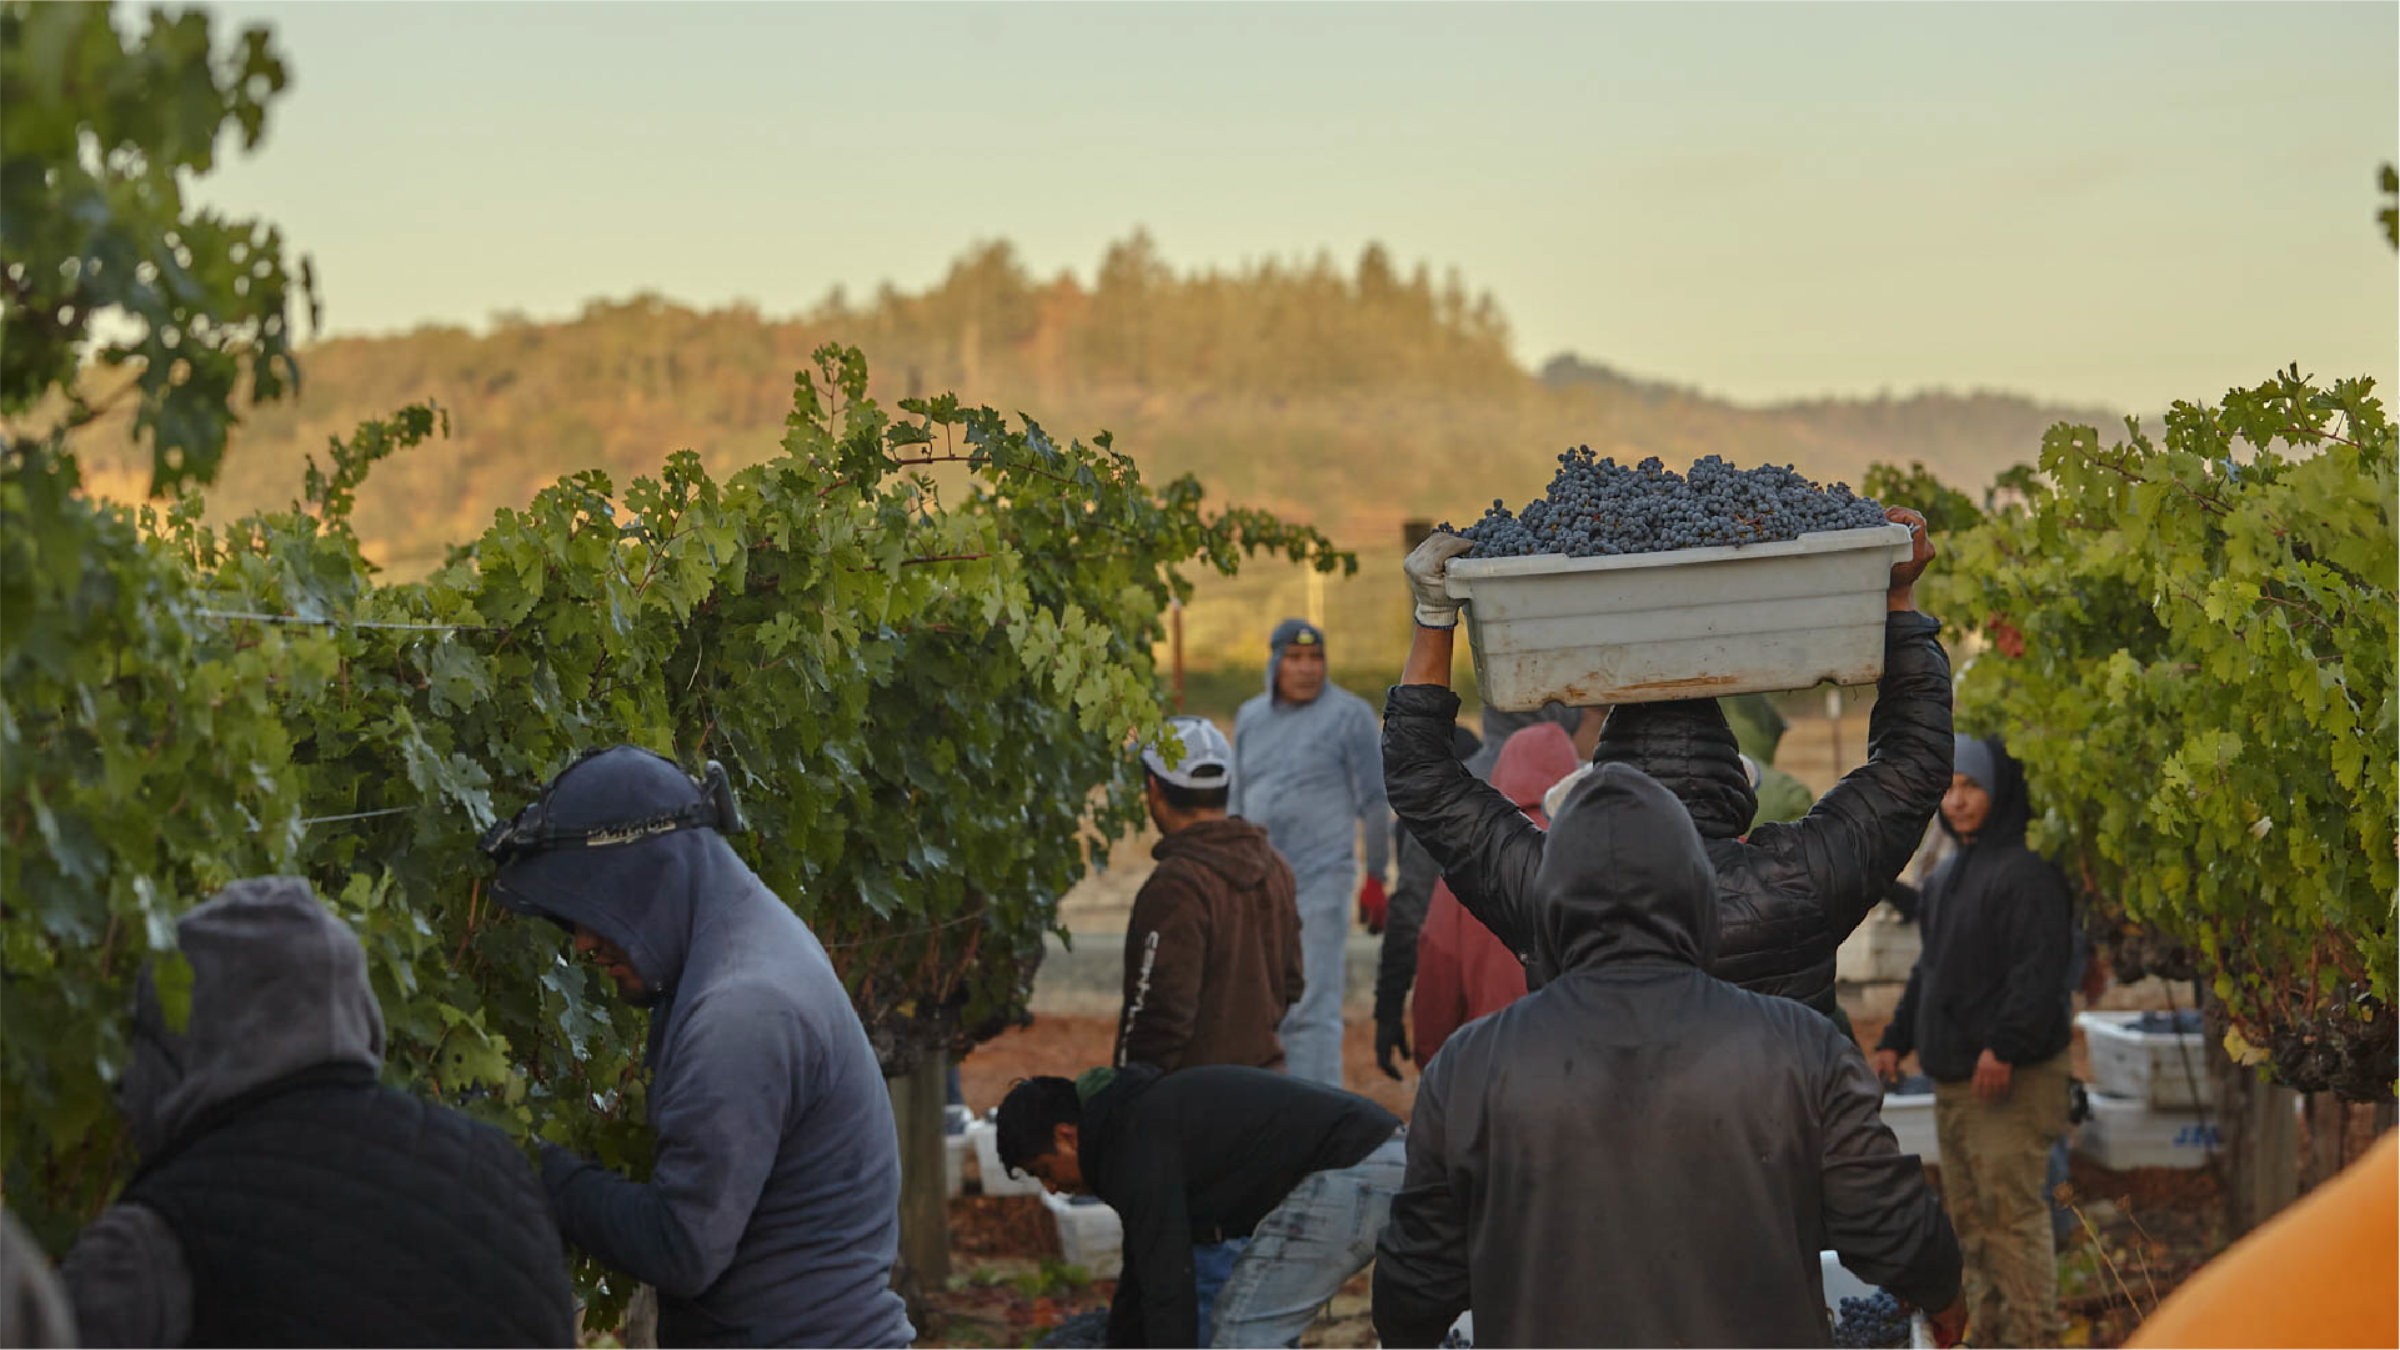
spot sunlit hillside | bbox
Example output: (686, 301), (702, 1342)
(66, 233), (2106, 702)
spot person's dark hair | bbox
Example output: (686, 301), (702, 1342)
(995, 1076), (1082, 1177)
(1145, 769), (1229, 813)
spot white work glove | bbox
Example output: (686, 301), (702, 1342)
(1404, 532), (1477, 629)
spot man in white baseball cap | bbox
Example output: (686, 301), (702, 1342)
(1119, 716), (1304, 1076)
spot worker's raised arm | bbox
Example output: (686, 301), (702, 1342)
(1385, 534), (1549, 975)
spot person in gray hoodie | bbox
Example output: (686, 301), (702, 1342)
(1230, 618), (1391, 1086)
(485, 746), (912, 1349)
(58, 877), (575, 1347)
(1372, 764), (1966, 1348)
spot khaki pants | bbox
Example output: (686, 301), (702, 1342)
(1934, 1051), (2070, 1347)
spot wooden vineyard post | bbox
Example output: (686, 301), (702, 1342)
(889, 1052), (952, 1320)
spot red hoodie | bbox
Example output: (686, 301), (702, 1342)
(1413, 722), (1581, 1065)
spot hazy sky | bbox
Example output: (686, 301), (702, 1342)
(200, 1), (2397, 415)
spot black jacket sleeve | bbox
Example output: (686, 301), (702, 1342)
(1985, 855), (2076, 1065)
(1376, 831), (1441, 1027)
(1102, 1135), (1198, 1349)
(1382, 685), (1547, 980)
(1883, 877), (1921, 924)
(1766, 613), (1953, 942)
(60, 1202), (192, 1348)
(1879, 960), (1923, 1057)
(1816, 1033), (1963, 1313)
(1371, 1063), (1470, 1348)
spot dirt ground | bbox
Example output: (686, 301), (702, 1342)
(920, 1009), (2326, 1350)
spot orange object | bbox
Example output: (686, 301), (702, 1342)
(2126, 1130), (2398, 1348)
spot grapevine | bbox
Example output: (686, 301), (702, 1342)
(1907, 367), (2396, 1098)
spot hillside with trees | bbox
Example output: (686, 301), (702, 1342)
(58, 234), (2110, 695)
(67, 233), (2106, 557)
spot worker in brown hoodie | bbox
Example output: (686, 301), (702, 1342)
(1412, 721), (1582, 1065)
(1117, 716), (1306, 1072)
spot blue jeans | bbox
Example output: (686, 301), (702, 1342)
(1209, 1133), (1406, 1348)
(1193, 1237), (1248, 1340)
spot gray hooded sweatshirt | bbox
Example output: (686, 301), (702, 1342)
(1372, 764), (1961, 1348)
(495, 749), (912, 1349)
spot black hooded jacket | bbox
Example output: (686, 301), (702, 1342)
(1371, 765), (1961, 1348)
(1876, 739), (2075, 1081)
(61, 878), (575, 1349)
(1381, 611), (1952, 1014)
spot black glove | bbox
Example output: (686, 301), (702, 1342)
(1375, 1015), (1410, 1081)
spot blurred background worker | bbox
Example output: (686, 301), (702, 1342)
(1874, 735), (2075, 1349)
(1231, 618), (1391, 1086)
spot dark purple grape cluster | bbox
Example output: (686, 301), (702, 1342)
(1832, 1291), (1910, 1348)
(1436, 449), (1889, 559)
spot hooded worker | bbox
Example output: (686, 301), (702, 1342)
(1873, 734), (2075, 1348)
(485, 746), (913, 1348)
(1230, 618), (1391, 1086)
(1372, 763), (1965, 1347)
(58, 878), (575, 1348)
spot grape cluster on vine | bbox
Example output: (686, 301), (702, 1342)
(1436, 449), (1890, 559)
(1831, 1291), (1911, 1348)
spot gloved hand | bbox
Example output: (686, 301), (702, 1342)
(1375, 1014), (1411, 1081)
(1404, 532), (1476, 629)
(1357, 875), (1389, 934)
(1926, 1298), (1968, 1348)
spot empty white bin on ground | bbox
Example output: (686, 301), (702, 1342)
(966, 1117), (1047, 1197)
(2077, 1010), (2213, 1108)
(1880, 1090), (1940, 1164)
(1039, 1189), (1124, 1279)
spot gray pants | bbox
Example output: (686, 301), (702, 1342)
(1277, 876), (1350, 1086)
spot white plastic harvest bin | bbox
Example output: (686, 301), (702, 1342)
(2074, 1090), (2219, 1170)
(1880, 1091), (1940, 1164)
(966, 1118), (1047, 1197)
(1820, 1251), (1934, 1348)
(1445, 524), (1913, 710)
(2077, 1011), (2213, 1108)
(1040, 1189), (1125, 1279)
